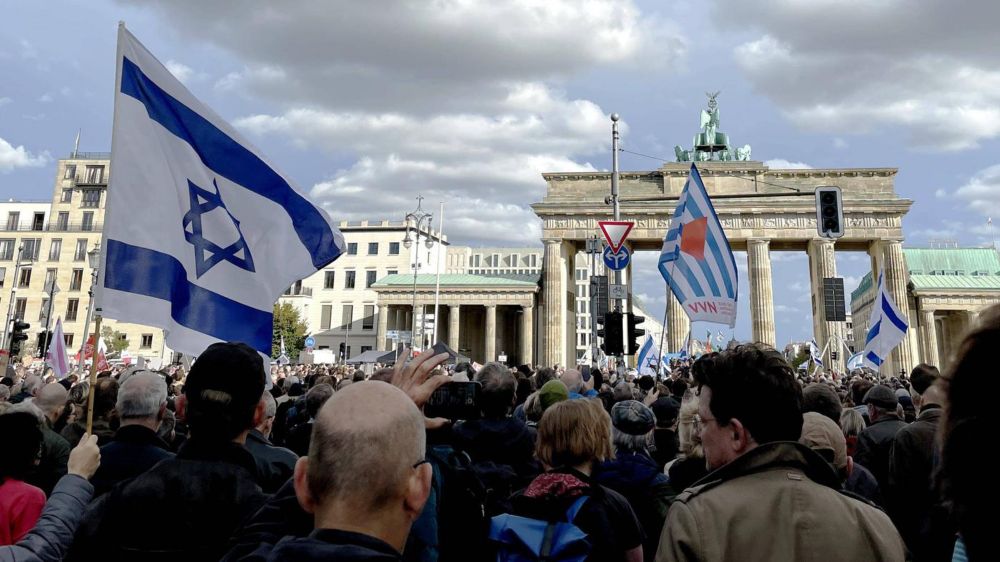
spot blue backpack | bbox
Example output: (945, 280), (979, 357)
(488, 496), (592, 562)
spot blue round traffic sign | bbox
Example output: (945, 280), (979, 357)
(304, 337), (316, 348)
(603, 245), (631, 270)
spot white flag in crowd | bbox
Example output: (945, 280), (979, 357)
(862, 268), (909, 370)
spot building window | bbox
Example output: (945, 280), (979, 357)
(81, 189), (101, 208)
(389, 242), (400, 255)
(368, 242), (378, 255)
(21, 239), (40, 261)
(14, 298), (26, 320)
(362, 305), (375, 330)
(70, 269), (83, 291)
(32, 213), (44, 231)
(84, 166), (104, 184)
(56, 212), (69, 230)
(366, 270), (377, 288)
(17, 267), (31, 288)
(64, 165), (76, 180)
(66, 299), (79, 321)
(360, 345), (372, 355)
(48, 239), (61, 261)
(39, 299), (49, 322)
(44, 269), (56, 292)
(81, 212), (94, 231)
(387, 269), (398, 276)
(320, 304), (332, 330)
(61, 189), (73, 203)
(64, 333), (74, 347)
(0, 266), (5, 287)
(347, 243), (358, 255)
(0, 239), (12, 260)
(323, 271), (336, 289)
(344, 270), (356, 289)
(6, 212), (20, 230)
(75, 239), (87, 261)
(141, 334), (153, 348)
(342, 305), (353, 328)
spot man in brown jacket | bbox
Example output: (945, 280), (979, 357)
(655, 344), (905, 562)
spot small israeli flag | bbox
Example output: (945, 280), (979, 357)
(863, 268), (908, 370)
(809, 339), (824, 368)
(100, 26), (345, 363)
(636, 336), (659, 376)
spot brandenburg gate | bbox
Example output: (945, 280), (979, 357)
(532, 96), (914, 374)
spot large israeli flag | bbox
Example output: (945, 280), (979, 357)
(658, 164), (738, 327)
(99, 26), (344, 362)
(862, 269), (908, 370)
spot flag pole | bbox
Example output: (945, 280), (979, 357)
(84, 314), (103, 435)
(432, 202), (444, 346)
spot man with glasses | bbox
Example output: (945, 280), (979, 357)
(655, 344), (904, 562)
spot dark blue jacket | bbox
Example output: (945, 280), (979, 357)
(244, 429), (298, 493)
(238, 529), (400, 561)
(596, 451), (671, 562)
(91, 424), (174, 496)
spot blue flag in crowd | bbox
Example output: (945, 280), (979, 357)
(658, 164), (738, 327)
(863, 268), (908, 370)
(100, 26), (345, 363)
(809, 339), (824, 368)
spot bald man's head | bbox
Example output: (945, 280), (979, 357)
(36, 383), (68, 418)
(561, 369), (583, 393)
(304, 381), (426, 514)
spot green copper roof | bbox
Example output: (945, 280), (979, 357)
(372, 273), (540, 288)
(851, 247), (1000, 303)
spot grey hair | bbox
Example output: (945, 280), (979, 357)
(261, 391), (277, 418)
(7, 401), (46, 423)
(612, 426), (653, 453)
(22, 374), (43, 396)
(840, 408), (866, 437)
(117, 372), (168, 419)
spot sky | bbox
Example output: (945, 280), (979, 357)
(2, 0), (999, 348)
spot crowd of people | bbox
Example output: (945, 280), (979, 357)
(0, 304), (996, 561)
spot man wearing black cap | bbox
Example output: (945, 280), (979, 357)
(650, 396), (680, 471)
(854, 383), (907, 492)
(71, 342), (269, 562)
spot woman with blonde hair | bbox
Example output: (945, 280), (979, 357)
(506, 399), (643, 562)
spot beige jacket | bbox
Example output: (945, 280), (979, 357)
(655, 441), (905, 562)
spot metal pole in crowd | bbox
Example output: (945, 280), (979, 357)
(1, 244), (26, 351)
(431, 201), (444, 346)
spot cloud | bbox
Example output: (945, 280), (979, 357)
(833, 137), (848, 149)
(0, 136), (50, 172)
(0, 97), (10, 108)
(38, 93), (53, 103)
(952, 164), (1000, 217)
(765, 158), (812, 169)
(720, 1), (1000, 150)
(165, 60), (204, 85)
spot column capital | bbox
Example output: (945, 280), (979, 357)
(746, 238), (771, 247)
(542, 238), (562, 247)
(521, 303), (534, 310)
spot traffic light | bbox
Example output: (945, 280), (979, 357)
(626, 312), (645, 355)
(9, 320), (30, 357)
(36, 331), (53, 357)
(597, 311), (623, 356)
(815, 186), (844, 239)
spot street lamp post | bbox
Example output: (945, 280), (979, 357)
(403, 196), (434, 354)
(78, 244), (101, 365)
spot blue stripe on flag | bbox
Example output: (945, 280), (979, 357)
(674, 256), (706, 297)
(866, 351), (884, 366)
(120, 57), (340, 269)
(866, 319), (881, 344)
(103, 239), (273, 353)
(880, 293), (908, 332)
(657, 260), (688, 302)
(683, 184), (736, 299)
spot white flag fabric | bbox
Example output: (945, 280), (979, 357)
(658, 164), (738, 327)
(46, 318), (71, 380)
(847, 352), (864, 371)
(636, 336), (660, 376)
(809, 339), (824, 368)
(862, 269), (909, 370)
(100, 26), (344, 364)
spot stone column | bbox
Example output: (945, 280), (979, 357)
(883, 241), (914, 374)
(485, 304), (497, 362)
(666, 290), (689, 353)
(746, 239), (776, 348)
(521, 304), (534, 366)
(376, 305), (388, 350)
(448, 305), (460, 352)
(542, 239), (564, 367)
(920, 308), (940, 368)
(394, 308), (404, 331)
(808, 239), (845, 372)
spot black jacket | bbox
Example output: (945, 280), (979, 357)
(595, 452), (671, 562)
(450, 417), (540, 478)
(91, 424), (174, 496)
(854, 414), (907, 491)
(236, 529), (400, 561)
(244, 429), (298, 493)
(70, 438), (267, 562)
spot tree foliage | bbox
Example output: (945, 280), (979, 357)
(101, 326), (130, 355)
(273, 302), (308, 359)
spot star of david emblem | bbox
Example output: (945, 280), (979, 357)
(181, 178), (256, 278)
